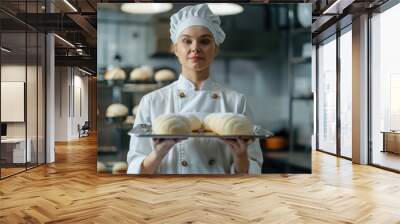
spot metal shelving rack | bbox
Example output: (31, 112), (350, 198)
(97, 68), (173, 172)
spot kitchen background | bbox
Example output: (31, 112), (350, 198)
(96, 3), (312, 174)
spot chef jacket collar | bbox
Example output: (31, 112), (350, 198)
(177, 74), (214, 91)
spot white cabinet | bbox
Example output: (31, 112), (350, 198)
(1, 138), (32, 163)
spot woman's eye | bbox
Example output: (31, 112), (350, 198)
(200, 39), (211, 45)
(182, 39), (191, 44)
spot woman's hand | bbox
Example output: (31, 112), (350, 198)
(153, 138), (179, 158)
(223, 138), (254, 174)
(140, 138), (182, 174)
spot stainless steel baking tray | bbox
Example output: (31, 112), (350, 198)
(128, 124), (273, 139)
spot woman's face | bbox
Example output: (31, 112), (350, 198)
(173, 26), (218, 72)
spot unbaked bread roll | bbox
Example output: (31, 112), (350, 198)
(222, 114), (253, 135)
(183, 113), (202, 131)
(106, 103), (129, 118)
(204, 113), (253, 135)
(97, 162), (108, 173)
(153, 114), (191, 135)
(130, 67), (153, 81)
(112, 162), (128, 174)
(203, 113), (225, 131)
(141, 65), (153, 77)
(132, 105), (139, 116)
(155, 69), (176, 81)
(124, 115), (135, 124)
(104, 67), (126, 80)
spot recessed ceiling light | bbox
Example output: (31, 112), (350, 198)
(78, 67), (93, 76)
(63, 0), (78, 12)
(207, 3), (244, 16)
(54, 34), (75, 48)
(1, 47), (11, 53)
(322, 0), (352, 15)
(121, 3), (173, 14)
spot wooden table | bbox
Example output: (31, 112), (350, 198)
(381, 131), (400, 154)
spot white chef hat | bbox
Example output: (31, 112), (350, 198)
(170, 4), (225, 45)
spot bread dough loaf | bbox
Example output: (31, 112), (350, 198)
(104, 67), (126, 80)
(203, 113), (225, 131)
(222, 114), (253, 135)
(182, 113), (202, 131)
(153, 114), (192, 135)
(130, 67), (153, 81)
(106, 103), (129, 118)
(204, 113), (253, 135)
(155, 69), (176, 81)
(112, 162), (128, 174)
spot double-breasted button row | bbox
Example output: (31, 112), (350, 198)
(178, 91), (219, 99)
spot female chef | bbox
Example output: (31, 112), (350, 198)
(127, 4), (263, 174)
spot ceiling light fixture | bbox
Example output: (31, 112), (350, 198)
(120, 3), (173, 14)
(1, 47), (11, 53)
(78, 67), (93, 76)
(54, 34), (75, 48)
(322, 0), (353, 15)
(63, 0), (78, 12)
(207, 3), (244, 16)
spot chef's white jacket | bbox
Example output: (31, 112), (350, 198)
(127, 75), (263, 174)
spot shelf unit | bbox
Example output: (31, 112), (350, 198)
(287, 6), (313, 173)
(97, 70), (173, 165)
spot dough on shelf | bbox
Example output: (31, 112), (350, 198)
(132, 105), (139, 116)
(154, 69), (176, 81)
(140, 65), (154, 77)
(97, 162), (108, 173)
(124, 115), (135, 124)
(106, 103), (129, 118)
(104, 67), (126, 80)
(153, 114), (192, 135)
(204, 113), (253, 135)
(130, 66), (153, 81)
(112, 162), (128, 174)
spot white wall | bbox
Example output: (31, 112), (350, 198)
(1, 65), (26, 81)
(1, 63), (46, 163)
(55, 67), (89, 141)
(1, 65), (39, 137)
(71, 73), (89, 139)
(55, 67), (68, 141)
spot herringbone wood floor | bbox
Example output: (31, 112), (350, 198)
(1, 134), (400, 224)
